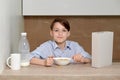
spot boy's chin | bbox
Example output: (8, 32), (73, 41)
(55, 41), (66, 44)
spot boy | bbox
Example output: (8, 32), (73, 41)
(30, 17), (91, 66)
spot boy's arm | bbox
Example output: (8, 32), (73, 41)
(30, 57), (54, 66)
(81, 57), (91, 63)
(30, 57), (46, 66)
(72, 54), (91, 63)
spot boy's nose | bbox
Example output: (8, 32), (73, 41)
(58, 31), (63, 35)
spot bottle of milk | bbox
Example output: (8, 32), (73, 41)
(18, 32), (30, 67)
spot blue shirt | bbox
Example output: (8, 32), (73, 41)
(30, 40), (91, 62)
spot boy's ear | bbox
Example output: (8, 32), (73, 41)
(50, 30), (53, 37)
(67, 31), (70, 37)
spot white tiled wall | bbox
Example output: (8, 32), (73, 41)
(0, 0), (24, 73)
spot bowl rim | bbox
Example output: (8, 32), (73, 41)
(53, 57), (71, 60)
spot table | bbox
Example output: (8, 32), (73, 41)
(0, 62), (120, 80)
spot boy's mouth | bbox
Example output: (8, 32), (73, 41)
(57, 37), (63, 38)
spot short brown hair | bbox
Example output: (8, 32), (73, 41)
(50, 17), (70, 31)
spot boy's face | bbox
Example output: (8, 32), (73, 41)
(50, 22), (70, 44)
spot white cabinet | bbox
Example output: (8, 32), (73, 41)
(23, 0), (120, 16)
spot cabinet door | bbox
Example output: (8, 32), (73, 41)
(23, 0), (120, 16)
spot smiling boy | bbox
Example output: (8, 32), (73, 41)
(30, 17), (91, 66)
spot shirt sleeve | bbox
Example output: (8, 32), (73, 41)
(74, 42), (91, 59)
(29, 42), (52, 60)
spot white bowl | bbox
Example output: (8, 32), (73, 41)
(53, 57), (71, 66)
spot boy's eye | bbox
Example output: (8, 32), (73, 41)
(53, 30), (59, 32)
(63, 29), (67, 32)
(53, 29), (68, 32)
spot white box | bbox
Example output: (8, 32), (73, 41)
(92, 31), (114, 68)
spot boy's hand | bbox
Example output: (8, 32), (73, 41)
(72, 54), (84, 63)
(45, 56), (54, 67)
(72, 54), (91, 63)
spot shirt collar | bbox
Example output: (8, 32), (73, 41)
(52, 40), (71, 50)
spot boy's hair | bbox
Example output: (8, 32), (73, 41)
(50, 17), (70, 31)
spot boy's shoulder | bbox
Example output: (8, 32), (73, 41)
(67, 40), (79, 45)
(41, 40), (53, 45)
(67, 40), (78, 43)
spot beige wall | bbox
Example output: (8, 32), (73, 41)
(23, 0), (120, 15)
(24, 16), (120, 61)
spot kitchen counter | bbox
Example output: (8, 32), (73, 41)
(0, 62), (120, 80)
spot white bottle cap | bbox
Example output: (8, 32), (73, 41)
(21, 32), (27, 36)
